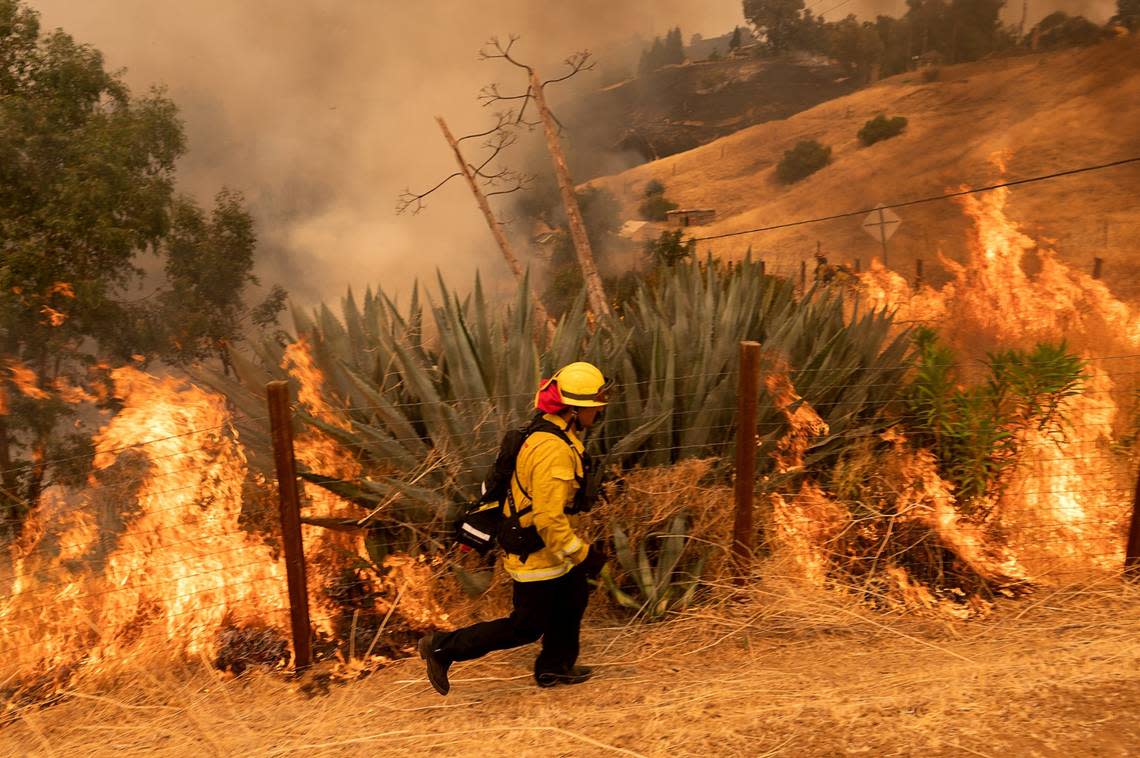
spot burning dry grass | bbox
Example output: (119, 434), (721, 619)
(3, 575), (1139, 757)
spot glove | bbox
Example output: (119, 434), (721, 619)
(579, 539), (609, 579)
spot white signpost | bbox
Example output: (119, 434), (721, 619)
(862, 205), (902, 267)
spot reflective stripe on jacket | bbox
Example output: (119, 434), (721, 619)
(502, 413), (590, 582)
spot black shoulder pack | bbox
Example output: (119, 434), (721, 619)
(454, 413), (592, 558)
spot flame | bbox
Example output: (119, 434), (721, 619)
(53, 374), (97, 405)
(764, 365), (830, 473)
(41, 305), (67, 326)
(772, 482), (849, 584)
(4, 359), (49, 400)
(858, 181), (1137, 584)
(281, 338), (373, 633)
(48, 282), (75, 298)
(1, 368), (289, 682)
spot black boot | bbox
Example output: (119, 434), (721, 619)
(535, 664), (593, 688)
(418, 633), (451, 696)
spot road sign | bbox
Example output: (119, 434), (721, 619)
(862, 205), (902, 267)
(863, 205), (902, 243)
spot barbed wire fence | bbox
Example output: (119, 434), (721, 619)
(1, 350), (1139, 690)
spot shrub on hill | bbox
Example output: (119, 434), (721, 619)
(776, 140), (831, 184)
(858, 114), (908, 146)
(1030, 12), (1107, 49)
(638, 180), (679, 221)
(644, 229), (695, 268)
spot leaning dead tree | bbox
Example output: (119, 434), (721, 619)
(399, 34), (612, 324)
(398, 110), (556, 338)
(481, 36), (612, 320)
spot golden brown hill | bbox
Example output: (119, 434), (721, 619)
(590, 37), (1140, 299)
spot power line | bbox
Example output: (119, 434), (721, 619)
(689, 155), (1140, 243)
(814, 0), (856, 18)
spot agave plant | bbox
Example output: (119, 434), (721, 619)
(602, 515), (706, 619)
(750, 286), (915, 488)
(203, 271), (659, 553)
(594, 257), (914, 484)
(597, 256), (797, 466)
(204, 258), (914, 564)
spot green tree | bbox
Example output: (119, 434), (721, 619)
(743, 0), (807, 53)
(541, 187), (623, 317)
(830, 15), (886, 80)
(947, 0), (1006, 62)
(0, 0), (281, 526)
(156, 190), (286, 370)
(875, 15), (915, 75)
(730, 26), (744, 49)
(905, 0), (950, 57)
(638, 180), (678, 221)
(644, 230), (695, 268)
(1113, 0), (1140, 30)
(1029, 12), (1106, 48)
(664, 27), (685, 64)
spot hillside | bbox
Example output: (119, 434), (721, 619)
(589, 38), (1140, 300)
(562, 54), (858, 180)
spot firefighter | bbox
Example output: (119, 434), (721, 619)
(418, 362), (611, 695)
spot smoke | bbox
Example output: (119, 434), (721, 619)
(29, 0), (743, 306)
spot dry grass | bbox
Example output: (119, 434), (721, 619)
(4, 572), (1139, 757)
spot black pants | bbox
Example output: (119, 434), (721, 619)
(434, 564), (591, 676)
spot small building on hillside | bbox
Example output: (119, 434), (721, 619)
(913, 50), (944, 69)
(666, 208), (716, 227)
(619, 219), (663, 242)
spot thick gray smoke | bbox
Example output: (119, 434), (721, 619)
(29, 0), (743, 305)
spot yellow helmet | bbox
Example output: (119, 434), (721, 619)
(537, 361), (611, 408)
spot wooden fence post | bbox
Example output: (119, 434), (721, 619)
(916, 258), (924, 287)
(1127, 461), (1140, 577)
(800, 259), (807, 294)
(267, 380), (313, 672)
(1092, 257), (1104, 280)
(854, 258), (862, 274)
(732, 341), (762, 581)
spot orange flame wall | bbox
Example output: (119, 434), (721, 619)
(0, 368), (289, 680)
(858, 184), (1137, 582)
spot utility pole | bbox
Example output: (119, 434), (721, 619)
(529, 69), (611, 320)
(436, 116), (556, 340)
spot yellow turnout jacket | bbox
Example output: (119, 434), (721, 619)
(502, 413), (590, 582)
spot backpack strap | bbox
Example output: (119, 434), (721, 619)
(510, 418), (582, 505)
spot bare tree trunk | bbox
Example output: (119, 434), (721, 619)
(528, 69), (612, 320)
(436, 116), (557, 341)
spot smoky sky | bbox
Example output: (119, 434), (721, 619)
(29, 0), (1116, 306)
(28, 0), (742, 306)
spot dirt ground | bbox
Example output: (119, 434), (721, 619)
(3, 578), (1138, 757)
